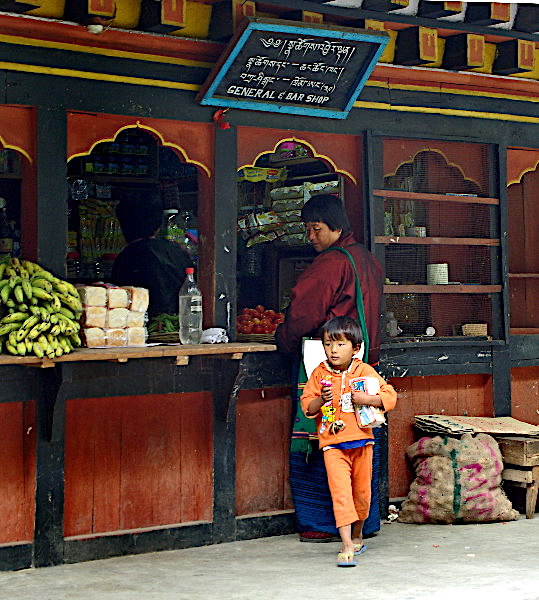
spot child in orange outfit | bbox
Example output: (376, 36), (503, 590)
(301, 316), (397, 567)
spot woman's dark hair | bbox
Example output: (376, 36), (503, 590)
(301, 194), (351, 233)
(115, 192), (163, 243)
(320, 316), (363, 347)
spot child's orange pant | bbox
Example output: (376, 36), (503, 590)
(323, 445), (373, 529)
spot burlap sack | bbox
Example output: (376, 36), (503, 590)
(398, 433), (519, 524)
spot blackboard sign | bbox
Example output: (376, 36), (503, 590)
(197, 18), (388, 120)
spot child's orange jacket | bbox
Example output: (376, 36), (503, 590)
(300, 358), (397, 449)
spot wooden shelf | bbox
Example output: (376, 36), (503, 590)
(384, 284), (502, 294)
(509, 273), (539, 279)
(510, 328), (539, 335)
(372, 189), (499, 205)
(286, 172), (337, 182)
(0, 342), (276, 368)
(267, 157), (321, 167)
(68, 175), (157, 184)
(376, 236), (500, 246)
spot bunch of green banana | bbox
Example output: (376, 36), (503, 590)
(0, 257), (83, 359)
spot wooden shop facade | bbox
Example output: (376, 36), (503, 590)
(0, 0), (538, 570)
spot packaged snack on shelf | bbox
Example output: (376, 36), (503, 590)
(76, 285), (107, 307)
(270, 185), (304, 200)
(277, 210), (302, 223)
(304, 180), (339, 196)
(245, 229), (285, 247)
(271, 197), (305, 212)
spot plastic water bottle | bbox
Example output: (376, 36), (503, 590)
(178, 267), (203, 344)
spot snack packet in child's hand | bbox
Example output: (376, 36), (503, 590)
(350, 376), (385, 428)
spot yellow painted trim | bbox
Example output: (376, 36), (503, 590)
(68, 122), (211, 178)
(0, 33), (214, 69)
(384, 148), (481, 189)
(0, 135), (32, 164)
(507, 159), (539, 186)
(0, 62), (537, 126)
(238, 137), (357, 185)
(0, 61), (200, 92)
(354, 100), (539, 125)
(365, 79), (539, 104)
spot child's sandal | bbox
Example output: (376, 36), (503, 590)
(336, 551), (357, 567)
(354, 544), (367, 556)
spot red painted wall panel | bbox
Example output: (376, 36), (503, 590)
(0, 401), (36, 544)
(511, 367), (539, 426)
(388, 374), (493, 498)
(64, 393), (213, 538)
(236, 387), (293, 516)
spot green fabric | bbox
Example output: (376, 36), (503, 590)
(322, 246), (370, 362)
(291, 246), (370, 454)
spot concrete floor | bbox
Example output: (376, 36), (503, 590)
(2, 517), (539, 600)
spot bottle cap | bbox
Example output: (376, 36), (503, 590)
(185, 267), (194, 274)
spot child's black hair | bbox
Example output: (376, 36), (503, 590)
(320, 316), (363, 347)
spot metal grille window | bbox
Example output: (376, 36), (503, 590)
(373, 138), (501, 340)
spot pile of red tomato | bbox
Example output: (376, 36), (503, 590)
(236, 305), (285, 335)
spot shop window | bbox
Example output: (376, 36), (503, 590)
(373, 138), (502, 341)
(66, 129), (199, 282)
(236, 141), (344, 319)
(507, 154), (539, 335)
(0, 148), (23, 260)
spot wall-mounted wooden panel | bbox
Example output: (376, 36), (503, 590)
(387, 374), (493, 498)
(64, 392), (213, 538)
(511, 367), (539, 426)
(235, 387), (293, 516)
(0, 401), (36, 544)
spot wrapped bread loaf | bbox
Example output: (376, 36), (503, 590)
(83, 327), (106, 348)
(76, 285), (107, 307)
(126, 327), (147, 346)
(104, 328), (127, 347)
(127, 311), (146, 328)
(122, 286), (150, 313)
(106, 307), (129, 329)
(107, 287), (129, 309)
(83, 306), (107, 328)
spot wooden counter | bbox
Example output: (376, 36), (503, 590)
(0, 342), (277, 368)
